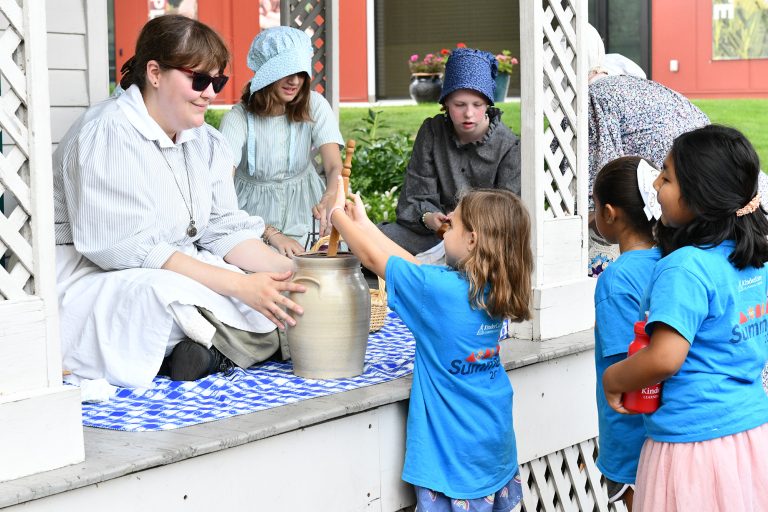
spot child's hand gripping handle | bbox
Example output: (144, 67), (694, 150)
(327, 140), (355, 257)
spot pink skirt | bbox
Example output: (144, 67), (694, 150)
(634, 423), (768, 511)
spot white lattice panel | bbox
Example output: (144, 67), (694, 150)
(0, 0), (59, 388)
(0, 0), (83, 483)
(515, 0), (593, 340)
(541, 1), (581, 218)
(520, 438), (628, 512)
(0, 1), (32, 300)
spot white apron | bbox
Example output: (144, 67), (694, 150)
(57, 244), (275, 388)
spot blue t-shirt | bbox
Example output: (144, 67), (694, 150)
(386, 256), (517, 499)
(643, 241), (768, 442)
(594, 248), (660, 483)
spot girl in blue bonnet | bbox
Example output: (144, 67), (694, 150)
(380, 47), (522, 256)
(219, 26), (344, 257)
(603, 126), (768, 510)
(592, 156), (662, 511)
(329, 177), (532, 512)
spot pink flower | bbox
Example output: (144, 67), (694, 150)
(410, 54), (419, 62)
(511, 57), (519, 65)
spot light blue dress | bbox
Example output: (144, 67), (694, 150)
(219, 91), (344, 244)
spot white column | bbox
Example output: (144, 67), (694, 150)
(0, 0), (83, 483)
(511, 0), (596, 340)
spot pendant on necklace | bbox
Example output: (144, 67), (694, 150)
(186, 220), (198, 238)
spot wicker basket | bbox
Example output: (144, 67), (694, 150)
(310, 235), (388, 332)
(368, 276), (388, 333)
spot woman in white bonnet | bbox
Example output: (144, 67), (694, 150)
(584, 27), (768, 277)
(582, 23), (711, 277)
(219, 27), (344, 256)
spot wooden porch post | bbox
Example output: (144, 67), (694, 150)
(510, 0), (596, 341)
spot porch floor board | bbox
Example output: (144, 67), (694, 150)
(0, 329), (594, 509)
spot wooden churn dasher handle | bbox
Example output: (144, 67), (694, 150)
(327, 140), (355, 257)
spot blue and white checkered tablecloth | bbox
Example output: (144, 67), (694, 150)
(81, 312), (414, 432)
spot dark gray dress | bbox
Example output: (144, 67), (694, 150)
(380, 108), (521, 254)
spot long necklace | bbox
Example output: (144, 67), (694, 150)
(157, 145), (197, 237)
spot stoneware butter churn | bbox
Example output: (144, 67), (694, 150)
(287, 140), (369, 379)
(286, 252), (371, 379)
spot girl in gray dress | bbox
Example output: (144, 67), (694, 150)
(380, 48), (522, 255)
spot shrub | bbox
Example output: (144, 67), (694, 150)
(347, 109), (412, 223)
(205, 108), (228, 130)
(362, 187), (400, 223)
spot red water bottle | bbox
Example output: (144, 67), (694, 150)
(622, 320), (662, 413)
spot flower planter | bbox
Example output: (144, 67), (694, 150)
(494, 73), (510, 103)
(409, 73), (442, 103)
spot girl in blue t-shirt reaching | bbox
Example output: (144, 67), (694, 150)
(592, 156), (662, 511)
(329, 177), (532, 512)
(603, 125), (768, 510)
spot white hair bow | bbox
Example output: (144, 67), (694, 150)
(636, 159), (662, 220)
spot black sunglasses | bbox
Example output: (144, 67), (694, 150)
(166, 65), (229, 93)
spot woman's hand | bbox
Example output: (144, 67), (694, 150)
(313, 191), (337, 237)
(234, 270), (306, 330)
(268, 233), (305, 258)
(424, 211), (449, 232)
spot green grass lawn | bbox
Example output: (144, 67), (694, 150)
(338, 99), (768, 168)
(208, 98), (767, 167)
(690, 99), (768, 168)
(338, 102), (521, 141)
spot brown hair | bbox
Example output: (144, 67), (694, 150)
(456, 189), (533, 321)
(119, 15), (230, 91)
(240, 73), (312, 122)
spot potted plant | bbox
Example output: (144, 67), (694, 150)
(494, 50), (518, 103)
(407, 43), (466, 103)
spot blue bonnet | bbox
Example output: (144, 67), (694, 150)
(247, 26), (313, 95)
(439, 48), (498, 105)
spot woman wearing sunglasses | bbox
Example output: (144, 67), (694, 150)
(52, 15), (307, 388)
(219, 26), (344, 257)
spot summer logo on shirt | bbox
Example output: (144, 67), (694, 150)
(449, 343), (501, 377)
(730, 300), (768, 344)
(465, 344), (501, 363)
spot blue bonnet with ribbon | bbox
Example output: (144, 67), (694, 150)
(439, 48), (498, 105)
